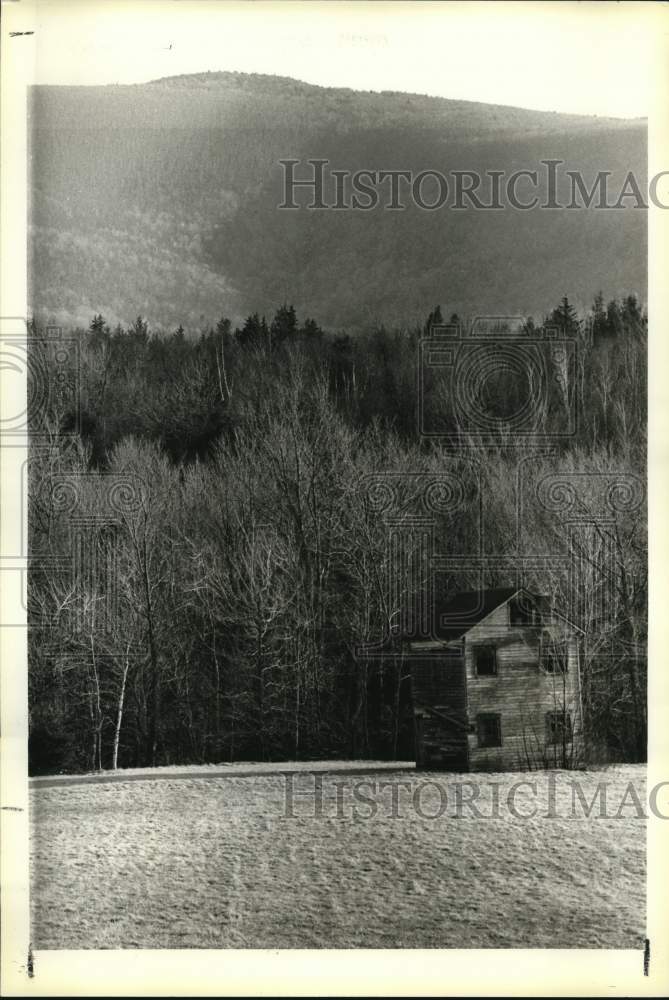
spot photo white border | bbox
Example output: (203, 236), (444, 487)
(2, 2), (667, 995)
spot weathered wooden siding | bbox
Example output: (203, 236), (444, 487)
(410, 597), (582, 772)
(464, 611), (581, 771)
(409, 653), (468, 771)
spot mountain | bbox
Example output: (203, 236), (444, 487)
(29, 72), (647, 331)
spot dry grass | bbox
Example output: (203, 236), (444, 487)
(30, 764), (645, 949)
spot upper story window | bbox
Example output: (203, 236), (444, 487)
(474, 644), (497, 676)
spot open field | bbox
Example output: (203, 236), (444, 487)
(30, 764), (646, 949)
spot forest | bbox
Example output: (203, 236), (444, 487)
(28, 293), (647, 774)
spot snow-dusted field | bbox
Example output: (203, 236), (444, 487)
(30, 764), (646, 949)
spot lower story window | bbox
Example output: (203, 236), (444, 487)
(546, 710), (573, 744)
(476, 712), (502, 748)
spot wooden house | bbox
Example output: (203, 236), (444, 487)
(408, 587), (583, 772)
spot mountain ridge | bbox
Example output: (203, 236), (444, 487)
(29, 71), (647, 331)
(141, 70), (645, 122)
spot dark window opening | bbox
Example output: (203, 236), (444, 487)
(474, 645), (497, 676)
(546, 710), (573, 744)
(476, 712), (502, 748)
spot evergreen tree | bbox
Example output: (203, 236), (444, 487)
(592, 291), (608, 342)
(236, 313), (269, 348)
(300, 317), (322, 339)
(90, 313), (106, 335)
(606, 299), (623, 338)
(270, 304), (298, 346)
(215, 316), (232, 340)
(549, 296), (579, 334)
(89, 313), (110, 350)
(423, 305), (443, 334)
(622, 294), (643, 334)
(132, 316), (149, 337)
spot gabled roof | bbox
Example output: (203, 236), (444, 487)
(405, 586), (583, 647)
(434, 587), (520, 642)
(412, 585), (585, 645)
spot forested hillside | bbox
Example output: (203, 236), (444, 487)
(28, 295), (647, 773)
(29, 73), (646, 329)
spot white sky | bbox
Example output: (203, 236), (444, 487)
(5, 0), (666, 117)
